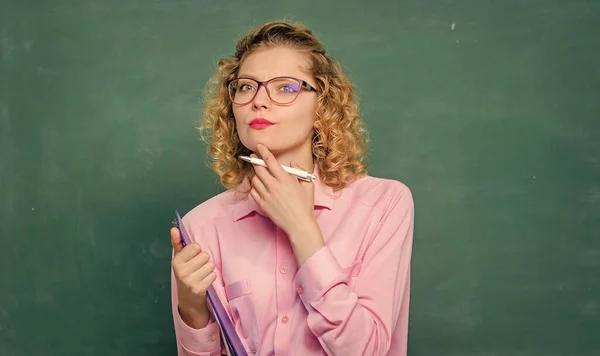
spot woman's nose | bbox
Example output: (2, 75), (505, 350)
(252, 84), (271, 109)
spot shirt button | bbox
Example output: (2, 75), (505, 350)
(297, 285), (304, 294)
(209, 333), (218, 341)
(279, 267), (288, 274)
(281, 316), (289, 324)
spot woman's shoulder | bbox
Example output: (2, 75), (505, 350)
(182, 189), (238, 225)
(343, 174), (413, 210)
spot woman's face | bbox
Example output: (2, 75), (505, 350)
(232, 47), (318, 157)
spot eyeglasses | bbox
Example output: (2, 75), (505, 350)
(227, 76), (317, 105)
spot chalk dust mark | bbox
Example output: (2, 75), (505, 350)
(587, 186), (600, 204)
(0, 104), (9, 132)
(580, 299), (598, 316)
(37, 66), (61, 76)
(23, 40), (33, 52)
(0, 31), (14, 62)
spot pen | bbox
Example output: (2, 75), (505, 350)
(239, 156), (316, 182)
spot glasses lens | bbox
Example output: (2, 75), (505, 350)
(267, 78), (302, 104)
(228, 78), (304, 104)
(229, 78), (258, 104)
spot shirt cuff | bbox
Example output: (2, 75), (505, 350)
(174, 308), (222, 356)
(293, 246), (346, 307)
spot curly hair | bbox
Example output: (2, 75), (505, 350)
(199, 20), (368, 191)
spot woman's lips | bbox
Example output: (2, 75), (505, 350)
(249, 118), (274, 130)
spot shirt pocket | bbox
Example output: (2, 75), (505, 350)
(343, 259), (363, 288)
(225, 280), (259, 353)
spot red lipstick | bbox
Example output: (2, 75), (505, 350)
(249, 118), (274, 130)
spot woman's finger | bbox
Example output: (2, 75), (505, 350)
(170, 227), (184, 254)
(251, 172), (268, 196)
(186, 263), (216, 296)
(250, 153), (278, 189)
(256, 144), (287, 181)
(249, 187), (262, 206)
(179, 251), (210, 276)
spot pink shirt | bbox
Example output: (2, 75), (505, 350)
(171, 172), (414, 356)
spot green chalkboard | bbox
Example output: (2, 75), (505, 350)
(1, 0), (599, 355)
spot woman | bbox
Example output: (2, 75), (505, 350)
(170, 20), (414, 356)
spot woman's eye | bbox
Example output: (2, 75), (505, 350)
(239, 84), (255, 91)
(279, 84), (299, 92)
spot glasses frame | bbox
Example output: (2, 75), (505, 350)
(227, 76), (318, 105)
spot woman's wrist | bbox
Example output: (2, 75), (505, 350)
(178, 296), (211, 329)
(288, 217), (319, 242)
(289, 218), (325, 266)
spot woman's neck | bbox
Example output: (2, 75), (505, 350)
(259, 142), (314, 174)
(274, 152), (314, 173)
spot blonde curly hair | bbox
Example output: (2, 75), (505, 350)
(199, 20), (368, 191)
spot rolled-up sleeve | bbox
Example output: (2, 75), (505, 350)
(293, 185), (414, 356)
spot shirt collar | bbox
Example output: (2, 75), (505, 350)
(232, 164), (334, 222)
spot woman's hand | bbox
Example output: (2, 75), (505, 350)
(249, 144), (325, 265)
(249, 144), (316, 236)
(170, 227), (216, 329)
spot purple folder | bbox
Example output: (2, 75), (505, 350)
(176, 210), (248, 356)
